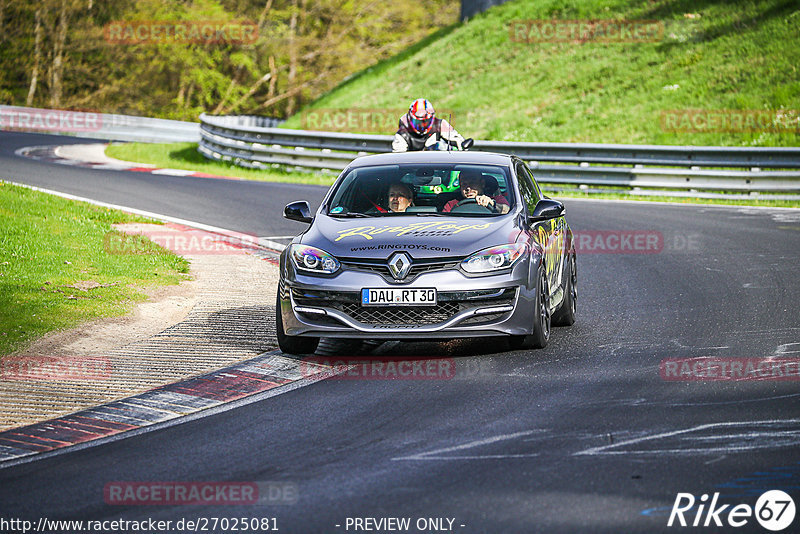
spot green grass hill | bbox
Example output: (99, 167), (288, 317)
(283, 0), (800, 147)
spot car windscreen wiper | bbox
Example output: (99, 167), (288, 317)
(328, 212), (371, 218)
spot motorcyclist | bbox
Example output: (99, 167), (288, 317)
(392, 98), (465, 152)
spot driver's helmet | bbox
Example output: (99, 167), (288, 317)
(407, 98), (435, 135)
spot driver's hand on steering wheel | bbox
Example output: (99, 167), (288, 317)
(475, 195), (493, 208)
(474, 194), (508, 214)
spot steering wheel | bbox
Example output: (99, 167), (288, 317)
(454, 197), (495, 213)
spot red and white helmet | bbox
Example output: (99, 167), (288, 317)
(407, 98), (435, 134)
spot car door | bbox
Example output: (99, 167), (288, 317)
(515, 160), (564, 297)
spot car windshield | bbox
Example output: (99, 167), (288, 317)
(326, 164), (514, 217)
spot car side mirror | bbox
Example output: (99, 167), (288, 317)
(529, 199), (565, 222)
(284, 201), (313, 224)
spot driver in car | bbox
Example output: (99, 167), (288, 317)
(387, 181), (414, 213)
(442, 170), (509, 214)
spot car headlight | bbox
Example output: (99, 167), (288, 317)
(461, 243), (528, 274)
(290, 244), (340, 274)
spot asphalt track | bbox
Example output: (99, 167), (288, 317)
(1, 131), (800, 533)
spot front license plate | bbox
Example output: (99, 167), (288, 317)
(361, 288), (437, 306)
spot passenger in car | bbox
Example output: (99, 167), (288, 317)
(442, 170), (509, 214)
(387, 181), (414, 213)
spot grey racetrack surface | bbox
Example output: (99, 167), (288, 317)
(1, 132), (799, 533)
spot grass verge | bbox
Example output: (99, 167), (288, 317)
(106, 142), (799, 208)
(0, 182), (190, 356)
(285, 0), (800, 147)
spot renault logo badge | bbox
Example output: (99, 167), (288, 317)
(387, 252), (412, 280)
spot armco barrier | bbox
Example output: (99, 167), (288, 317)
(199, 113), (800, 194)
(4, 106), (797, 195)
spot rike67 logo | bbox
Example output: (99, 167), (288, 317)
(668, 491), (795, 531)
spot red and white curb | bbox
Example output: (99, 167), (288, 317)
(112, 221), (283, 263)
(0, 352), (340, 467)
(15, 144), (245, 181)
(0, 181), (309, 467)
(3, 180), (288, 254)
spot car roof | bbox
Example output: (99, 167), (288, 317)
(346, 151), (514, 168)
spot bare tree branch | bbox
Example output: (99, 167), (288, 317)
(220, 71), (272, 115)
(252, 78), (316, 112)
(213, 64), (247, 114)
(268, 55), (277, 98)
(285, 0), (299, 116)
(0, 0), (5, 42)
(256, 0), (274, 30)
(26, 7), (43, 106)
(50, 0), (68, 107)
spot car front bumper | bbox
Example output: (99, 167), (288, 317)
(278, 262), (537, 339)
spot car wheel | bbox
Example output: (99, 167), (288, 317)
(276, 294), (319, 355)
(509, 267), (551, 350)
(552, 251), (576, 327)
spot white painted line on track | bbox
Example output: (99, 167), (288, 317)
(573, 419), (800, 456)
(150, 168), (196, 176)
(392, 430), (545, 461)
(2, 179), (287, 251)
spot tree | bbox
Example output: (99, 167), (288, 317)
(0, 0), (458, 118)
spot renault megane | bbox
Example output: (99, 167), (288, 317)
(276, 151), (577, 354)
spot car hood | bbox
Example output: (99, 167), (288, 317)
(301, 214), (520, 259)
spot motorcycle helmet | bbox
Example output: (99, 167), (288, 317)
(407, 98), (435, 135)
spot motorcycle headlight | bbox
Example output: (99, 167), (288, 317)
(290, 244), (340, 274)
(461, 243), (528, 274)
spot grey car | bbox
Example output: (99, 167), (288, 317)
(276, 151), (576, 354)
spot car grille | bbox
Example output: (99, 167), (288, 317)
(292, 288), (516, 327)
(339, 257), (461, 282)
(340, 303), (459, 325)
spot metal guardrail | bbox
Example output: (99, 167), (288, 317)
(199, 113), (800, 194)
(0, 105), (199, 143)
(7, 106), (795, 197)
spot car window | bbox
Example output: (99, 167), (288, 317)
(326, 164), (514, 217)
(521, 163), (543, 200)
(515, 162), (538, 215)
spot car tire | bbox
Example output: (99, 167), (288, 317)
(509, 267), (550, 350)
(552, 251), (577, 327)
(276, 294), (319, 355)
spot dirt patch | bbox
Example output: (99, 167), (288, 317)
(16, 277), (198, 359)
(0, 223), (281, 431)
